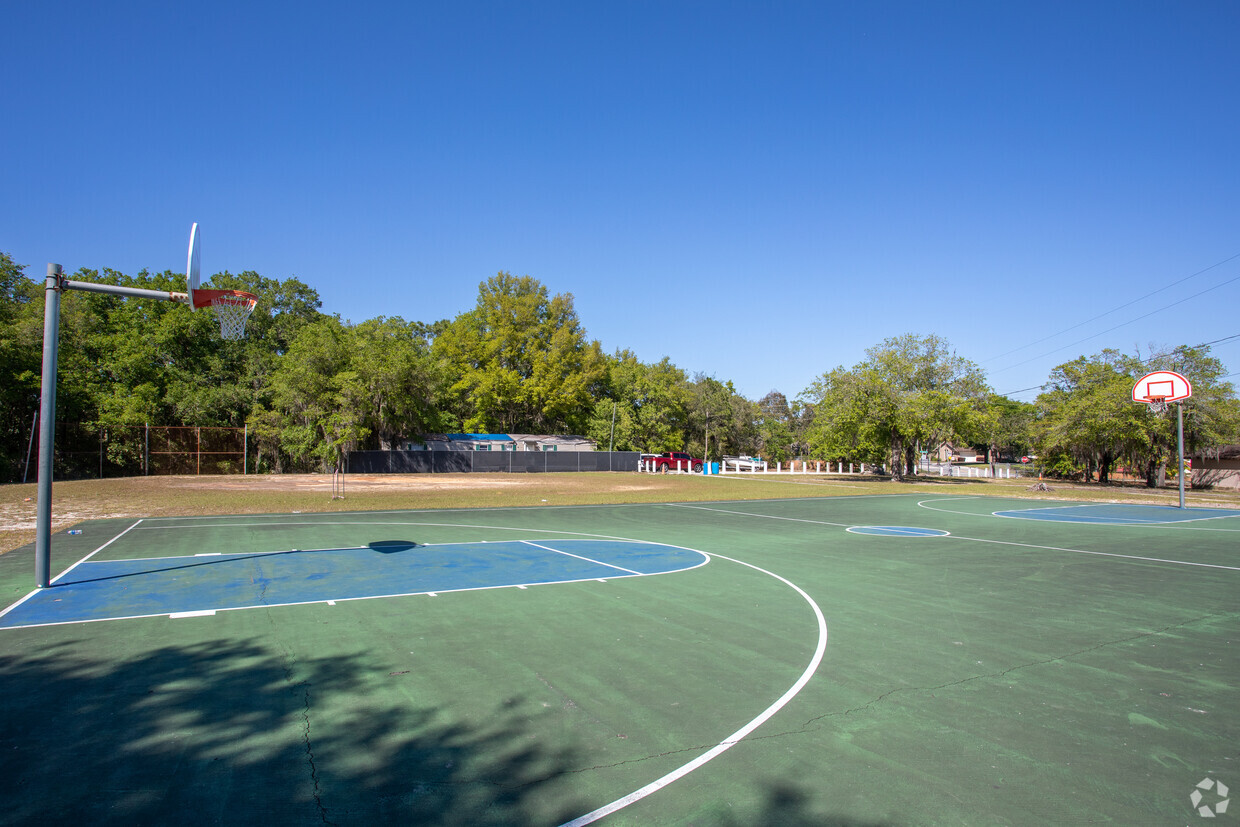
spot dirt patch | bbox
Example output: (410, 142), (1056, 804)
(164, 474), (523, 493)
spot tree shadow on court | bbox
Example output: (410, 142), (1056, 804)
(719, 781), (901, 826)
(0, 637), (589, 825)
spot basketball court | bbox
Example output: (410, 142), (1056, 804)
(1, 492), (1236, 825)
(12, 231), (1236, 822)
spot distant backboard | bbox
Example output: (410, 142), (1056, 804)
(1133, 370), (1192, 403)
(186, 223), (201, 308)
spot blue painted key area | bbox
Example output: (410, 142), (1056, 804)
(0, 539), (707, 629)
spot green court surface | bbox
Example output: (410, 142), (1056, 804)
(1, 494), (1237, 825)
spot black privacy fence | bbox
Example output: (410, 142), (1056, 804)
(346, 450), (641, 474)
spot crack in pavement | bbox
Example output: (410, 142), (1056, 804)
(270, 615), (335, 825)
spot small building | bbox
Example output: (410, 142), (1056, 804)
(506, 434), (597, 452)
(403, 434), (596, 452)
(1190, 446), (1240, 490)
(933, 443), (984, 463)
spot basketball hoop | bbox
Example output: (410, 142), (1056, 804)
(1133, 371), (1191, 416)
(1142, 395), (1169, 415)
(192, 289), (258, 340)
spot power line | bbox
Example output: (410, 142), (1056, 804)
(989, 270), (1240, 376)
(1139, 334), (1240, 364)
(997, 333), (1240, 398)
(981, 251), (1240, 366)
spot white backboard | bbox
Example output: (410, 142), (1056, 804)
(1132, 370), (1192, 403)
(186, 223), (201, 308)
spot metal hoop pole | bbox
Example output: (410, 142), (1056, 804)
(35, 265), (64, 589)
(1177, 402), (1186, 509)
(31, 263), (206, 588)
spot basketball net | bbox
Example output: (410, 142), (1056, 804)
(1143, 395), (1169, 415)
(193, 289), (259, 340)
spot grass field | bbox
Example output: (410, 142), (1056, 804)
(6, 470), (1239, 556)
(2, 472), (1237, 825)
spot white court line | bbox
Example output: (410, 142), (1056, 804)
(1, 519), (150, 622)
(950, 534), (1240, 571)
(69, 545), (368, 565)
(845, 526), (950, 537)
(65, 537), (649, 567)
(0, 588), (42, 621)
(994, 511), (1215, 526)
(918, 497), (1240, 530)
(130, 519), (658, 540)
(669, 502), (854, 528)
(522, 541), (644, 575)
(52, 519), (145, 583)
(700, 474), (873, 491)
(126, 494), (918, 529)
(560, 549), (828, 827)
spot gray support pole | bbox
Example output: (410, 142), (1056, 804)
(244, 423), (248, 474)
(35, 265), (64, 589)
(1177, 403), (1186, 509)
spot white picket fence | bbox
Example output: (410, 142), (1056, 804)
(637, 460), (870, 475)
(638, 459), (1024, 478)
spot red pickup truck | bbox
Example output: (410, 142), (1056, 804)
(650, 451), (704, 473)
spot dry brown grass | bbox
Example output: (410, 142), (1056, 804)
(3, 471), (1238, 556)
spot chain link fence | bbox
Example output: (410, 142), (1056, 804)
(12, 423), (248, 483)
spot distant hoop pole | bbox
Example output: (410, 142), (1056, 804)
(1176, 401), (1186, 509)
(331, 459), (345, 501)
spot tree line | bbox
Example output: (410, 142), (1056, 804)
(2, 251), (1237, 484)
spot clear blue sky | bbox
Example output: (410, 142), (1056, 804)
(4, 1), (1238, 402)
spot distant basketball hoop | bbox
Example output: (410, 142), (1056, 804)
(1131, 370), (1192, 509)
(1132, 370), (1192, 414)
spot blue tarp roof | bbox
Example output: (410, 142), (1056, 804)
(444, 433), (513, 441)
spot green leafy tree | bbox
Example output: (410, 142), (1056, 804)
(756, 391), (796, 462)
(978, 394), (1036, 463)
(1031, 351), (1145, 482)
(584, 351), (690, 452)
(801, 366), (888, 466)
(0, 253), (41, 477)
(348, 316), (448, 448)
(803, 334), (988, 479)
(253, 317), (368, 472)
(434, 273), (605, 434)
(686, 374), (758, 459)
